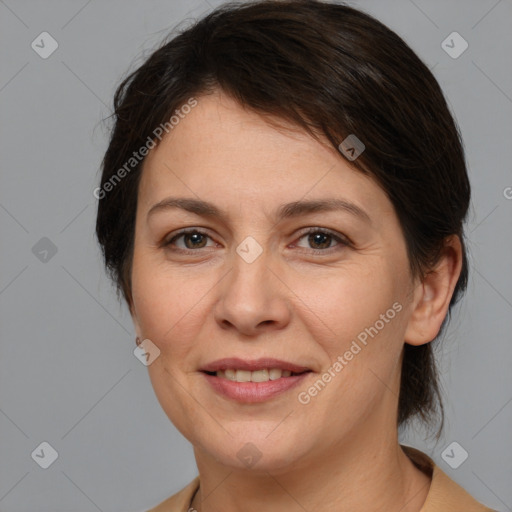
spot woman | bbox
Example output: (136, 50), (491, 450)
(95, 1), (496, 510)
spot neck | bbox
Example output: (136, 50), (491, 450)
(191, 420), (431, 512)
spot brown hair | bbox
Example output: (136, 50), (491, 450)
(95, 0), (470, 436)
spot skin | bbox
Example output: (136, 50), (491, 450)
(129, 90), (462, 512)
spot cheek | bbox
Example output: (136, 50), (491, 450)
(130, 259), (204, 359)
(297, 264), (403, 347)
(297, 270), (406, 421)
(295, 263), (408, 414)
(131, 265), (209, 438)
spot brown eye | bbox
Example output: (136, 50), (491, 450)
(165, 229), (213, 250)
(294, 228), (349, 252)
(307, 232), (333, 249)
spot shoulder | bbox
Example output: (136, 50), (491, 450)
(146, 476), (200, 512)
(401, 445), (497, 512)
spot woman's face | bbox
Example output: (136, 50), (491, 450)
(130, 90), (418, 472)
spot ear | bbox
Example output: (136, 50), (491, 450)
(404, 235), (463, 346)
(128, 299), (143, 345)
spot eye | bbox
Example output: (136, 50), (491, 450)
(293, 228), (349, 252)
(162, 227), (350, 254)
(164, 229), (216, 251)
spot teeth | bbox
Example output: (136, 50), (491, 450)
(251, 369), (269, 382)
(269, 368), (283, 380)
(215, 368), (295, 382)
(236, 370), (252, 382)
(224, 369), (236, 381)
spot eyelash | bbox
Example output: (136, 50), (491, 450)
(163, 227), (351, 255)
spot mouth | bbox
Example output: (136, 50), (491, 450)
(199, 357), (313, 403)
(203, 368), (311, 382)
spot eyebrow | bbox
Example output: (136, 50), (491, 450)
(147, 197), (371, 224)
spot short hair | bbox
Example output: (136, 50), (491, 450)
(95, 0), (470, 436)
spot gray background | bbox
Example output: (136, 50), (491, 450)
(0, 0), (511, 510)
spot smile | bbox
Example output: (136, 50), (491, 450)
(209, 368), (307, 382)
(202, 370), (312, 403)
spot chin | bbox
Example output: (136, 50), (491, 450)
(195, 429), (311, 473)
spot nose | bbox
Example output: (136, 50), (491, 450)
(213, 246), (291, 336)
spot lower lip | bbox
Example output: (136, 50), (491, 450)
(202, 372), (311, 403)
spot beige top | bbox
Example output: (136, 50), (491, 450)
(146, 445), (496, 512)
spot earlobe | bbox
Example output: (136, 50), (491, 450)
(404, 236), (463, 346)
(129, 303), (143, 343)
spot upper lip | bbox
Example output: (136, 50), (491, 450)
(200, 357), (311, 373)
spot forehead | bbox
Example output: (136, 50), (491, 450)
(137, 92), (393, 225)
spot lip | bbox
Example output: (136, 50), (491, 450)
(202, 371), (311, 403)
(200, 357), (311, 373)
